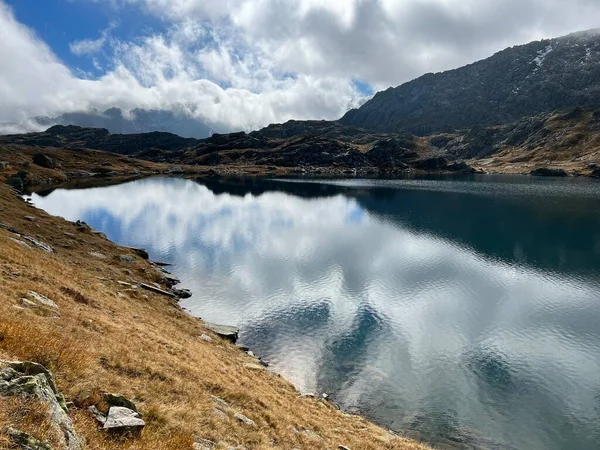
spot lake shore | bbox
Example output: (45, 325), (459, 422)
(0, 150), (433, 448)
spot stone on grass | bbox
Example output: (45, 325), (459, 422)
(103, 406), (145, 434)
(233, 412), (255, 426)
(0, 361), (83, 450)
(0, 161), (9, 170)
(193, 437), (216, 450)
(4, 427), (53, 450)
(32, 153), (54, 169)
(199, 334), (213, 343)
(211, 408), (228, 421)
(26, 291), (59, 311)
(119, 255), (137, 264)
(88, 405), (107, 425)
(210, 395), (230, 408)
(123, 246), (149, 259)
(203, 322), (239, 343)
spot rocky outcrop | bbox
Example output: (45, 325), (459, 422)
(32, 154), (54, 169)
(3, 427), (53, 450)
(0, 361), (83, 450)
(340, 30), (600, 134)
(203, 323), (239, 343)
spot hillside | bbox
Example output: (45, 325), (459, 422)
(340, 30), (600, 134)
(3, 108), (600, 178)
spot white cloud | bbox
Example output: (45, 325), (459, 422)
(2, 0), (600, 132)
(69, 21), (117, 56)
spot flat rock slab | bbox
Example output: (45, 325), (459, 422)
(139, 283), (177, 299)
(203, 322), (239, 343)
(104, 406), (145, 433)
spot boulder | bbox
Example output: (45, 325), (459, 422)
(530, 167), (567, 177)
(0, 161), (9, 170)
(591, 168), (600, 178)
(32, 154), (54, 169)
(26, 292), (59, 311)
(103, 406), (145, 434)
(0, 361), (83, 450)
(6, 174), (24, 193)
(4, 427), (53, 450)
(119, 255), (137, 264)
(124, 246), (149, 260)
(171, 288), (192, 299)
(203, 322), (239, 343)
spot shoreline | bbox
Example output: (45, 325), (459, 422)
(0, 149), (434, 449)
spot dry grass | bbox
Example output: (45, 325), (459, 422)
(0, 183), (431, 449)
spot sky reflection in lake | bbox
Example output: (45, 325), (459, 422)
(31, 176), (600, 450)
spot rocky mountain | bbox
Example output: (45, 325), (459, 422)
(340, 29), (600, 135)
(2, 106), (599, 177)
(32, 107), (213, 139)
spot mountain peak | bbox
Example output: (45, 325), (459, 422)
(340, 29), (600, 134)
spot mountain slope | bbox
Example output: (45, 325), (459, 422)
(340, 29), (600, 135)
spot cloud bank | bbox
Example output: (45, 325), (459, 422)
(2, 0), (600, 133)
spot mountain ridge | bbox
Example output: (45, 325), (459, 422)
(340, 29), (600, 134)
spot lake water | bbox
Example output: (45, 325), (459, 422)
(30, 175), (600, 450)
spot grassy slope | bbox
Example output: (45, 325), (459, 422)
(0, 151), (430, 449)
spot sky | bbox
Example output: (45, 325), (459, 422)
(1, 0), (600, 133)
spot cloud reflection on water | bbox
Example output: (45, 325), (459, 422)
(31, 177), (600, 450)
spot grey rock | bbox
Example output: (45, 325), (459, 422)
(243, 363), (264, 371)
(203, 322), (239, 343)
(103, 392), (138, 412)
(211, 408), (228, 421)
(193, 437), (216, 450)
(24, 215), (37, 222)
(171, 288), (192, 299)
(9, 237), (30, 249)
(20, 236), (53, 253)
(4, 427), (53, 450)
(233, 412), (255, 426)
(119, 255), (137, 264)
(590, 167), (600, 178)
(88, 251), (107, 259)
(32, 153), (54, 169)
(88, 405), (107, 425)
(6, 175), (25, 193)
(338, 446), (351, 450)
(199, 334), (213, 343)
(159, 270), (181, 287)
(103, 406), (145, 434)
(0, 361), (83, 450)
(0, 161), (9, 170)
(92, 231), (108, 240)
(123, 246), (149, 260)
(210, 395), (230, 408)
(26, 292), (59, 311)
(139, 283), (177, 298)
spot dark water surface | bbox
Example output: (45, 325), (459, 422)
(31, 175), (600, 449)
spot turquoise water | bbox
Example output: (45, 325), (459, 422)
(31, 175), (600, 449)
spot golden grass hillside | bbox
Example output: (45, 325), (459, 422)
(0, 181), (431, 450)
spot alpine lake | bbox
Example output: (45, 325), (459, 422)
(29, 174), (600, 450)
